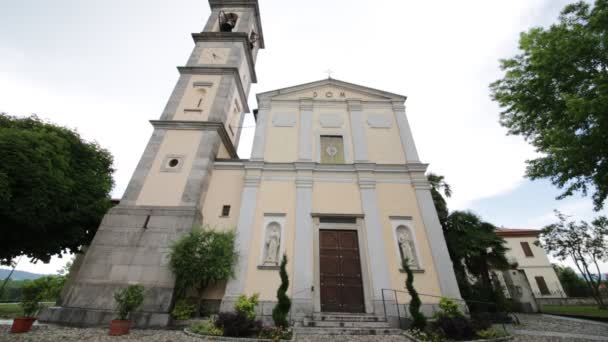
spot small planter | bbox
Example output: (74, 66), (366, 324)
(10, 317), (36, 333)
(109, 319), (132, 336)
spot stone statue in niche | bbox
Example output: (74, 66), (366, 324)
(397, 226), (417, 267)
(264, 222), (281, 265)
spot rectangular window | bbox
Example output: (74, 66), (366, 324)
(320, 135), (345, 164)
(535, 276), (550, 295)
(221, 205), (231, 217)
(521, 241), (534, 257)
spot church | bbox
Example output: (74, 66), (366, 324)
(42, 0), (461, 328)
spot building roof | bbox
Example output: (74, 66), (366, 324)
(495, 228), (541, 237)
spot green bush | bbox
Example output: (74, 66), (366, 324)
(19, 281), (44, 317)
(189, 320), (223, 336)
(403, 258), (426, 330)
(476, 327), (508, 339)
(114, 284), (145, 320)
(434, 297), (464, 319)
(272, 254), (291, 328)
(171, 300), (196, 320)
(259, 326), (293, 341)
(169, 227), (238, 309)
(235, 293), (259, 320)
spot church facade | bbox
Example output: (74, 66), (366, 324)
(42, 0), (461, 327)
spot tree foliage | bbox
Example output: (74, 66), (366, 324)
(0, 114), (114, 265)
(272, 254), (291, 328)
(445, 211), (510, 294)
(537, 211), (607, 308)
(402, 258), (426, 331)
(490, 0), (608, 210)
(552, 264), (593, 297)
(169, 227), (238, 307)
(428, 173), (452, 228)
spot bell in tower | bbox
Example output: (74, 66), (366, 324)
(219, 11), (238, 32)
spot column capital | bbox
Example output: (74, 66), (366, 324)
(358, 178), (376, 189)
(244, 175), (261, 187)
(392, 101), (406, 112)
(299, 98), (314, 111)
(347, 99), (363, 112)
(258, 98), (272, 110)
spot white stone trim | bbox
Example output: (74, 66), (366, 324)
(414, 188), (462, 299)
(390, 217), (423, 270)
(250, 108), (268, 161)
(293, 185), (314, 301)
(393, 104), (420, 163)
(348, 100), (369, 162)
(257, 214), (287, 268)
(298, 100), (313, 161)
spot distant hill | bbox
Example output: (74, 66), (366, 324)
(0, 268), (48, 281)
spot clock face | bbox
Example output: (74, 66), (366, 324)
(200, 48), (230, 64)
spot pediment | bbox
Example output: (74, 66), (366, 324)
(257, 78), (406, 102)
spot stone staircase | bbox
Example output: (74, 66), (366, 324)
(294, 312), (403, 336)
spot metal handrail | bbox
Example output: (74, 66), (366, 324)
(381, 288), (518, 331)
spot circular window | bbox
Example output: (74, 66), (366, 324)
(168, 159), (180, 167)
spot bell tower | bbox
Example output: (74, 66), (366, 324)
(42, 0), (264, 328)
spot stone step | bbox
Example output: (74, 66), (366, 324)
(294, 327), (403, 336)
(311, 313), (384, 322)
(304, 320), (392, 328)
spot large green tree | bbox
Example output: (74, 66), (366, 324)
(552, 264), (593, 297)
(0, 114), (114, 266)
(490, 0), (608, 210)
(428, 173), (452, 228)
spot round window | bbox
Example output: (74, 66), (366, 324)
(168, 158), (179, 167)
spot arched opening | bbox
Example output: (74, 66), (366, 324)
(218, 11), (238, 32)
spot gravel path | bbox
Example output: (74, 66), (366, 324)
(0, 314), (606, 341)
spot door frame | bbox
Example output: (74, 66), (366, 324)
(313, 216), (373, 314)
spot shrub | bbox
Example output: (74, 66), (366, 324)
(19, 281), (44, 317)
(259, 326), (293, 341)
(432, 315), (476, 341)
(402, 258), (426, 330)
(216, 311), (262, 337)
(169, 228), (238, 309)
(476, 327), (508, 339)
(272, 254), (291, 328)
(235, 293), (259, 320)
(113, 284), (145, 320)
(434, 297), (464, 319)
(189, 320), (223, 336)
(171, 300), (197, 320)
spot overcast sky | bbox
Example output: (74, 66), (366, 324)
(1, 0), (606, 275)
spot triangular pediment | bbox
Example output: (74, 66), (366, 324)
(256, 78), (406, 102)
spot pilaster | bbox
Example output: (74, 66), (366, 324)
(292, 173), (314, 317)
(393, 101), (420, 163)
(348, 100), (369, 162)
(298, 99), (313, 161)
(250, 99), (270, 161)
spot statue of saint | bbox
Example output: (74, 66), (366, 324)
(264, 224), (280, 265)
(398, 229), (416, 267)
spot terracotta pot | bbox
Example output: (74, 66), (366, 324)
(10, 317), (36, 333)
(109, 319), (132, 336)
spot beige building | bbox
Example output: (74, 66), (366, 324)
(43, 0), (461, 327)
(493, 228), (565, 311)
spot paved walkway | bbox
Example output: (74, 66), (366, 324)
(0, 313), (607, 341)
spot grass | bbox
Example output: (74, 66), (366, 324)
(0, 303), (21, 319)
(0, 302), (56, 319)
(542, 305), (608, 319)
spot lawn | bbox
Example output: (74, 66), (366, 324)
(0, 303), (21, 319)
(541, 305), (608, 319)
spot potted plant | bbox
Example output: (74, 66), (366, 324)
(109, 284), (145, 336)
(11, 281), (43, 333)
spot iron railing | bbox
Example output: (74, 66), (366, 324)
(381, 288), (518, 332)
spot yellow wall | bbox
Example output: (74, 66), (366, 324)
(173, 75), (222, 121)
(136, 130), (202, 206)
(312, 182), (362, 214)
(364, 110), (406, 164)
(201, 169), (245, 230)
(244, 181), (296, 300)
(263, 110), (299, 162)
(376, 183), (442, 302)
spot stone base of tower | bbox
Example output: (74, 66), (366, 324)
(40, 205), (200, 328)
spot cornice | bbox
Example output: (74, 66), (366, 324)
(191, 32), (257, 83)
(177, 66), (250, 113)
(150, 120), (238, 158)
(212, 160), (428, 174)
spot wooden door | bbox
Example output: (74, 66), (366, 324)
(319, 230), (365, 313)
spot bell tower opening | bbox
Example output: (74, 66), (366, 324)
(219, 11), (238, 32)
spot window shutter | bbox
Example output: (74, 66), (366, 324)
(535, 276), (550, 295)
(520, 241), (534, 257)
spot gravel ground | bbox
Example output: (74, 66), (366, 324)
(0, 314), (606, 341)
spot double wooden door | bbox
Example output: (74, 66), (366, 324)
(319, 230), (365, 313)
